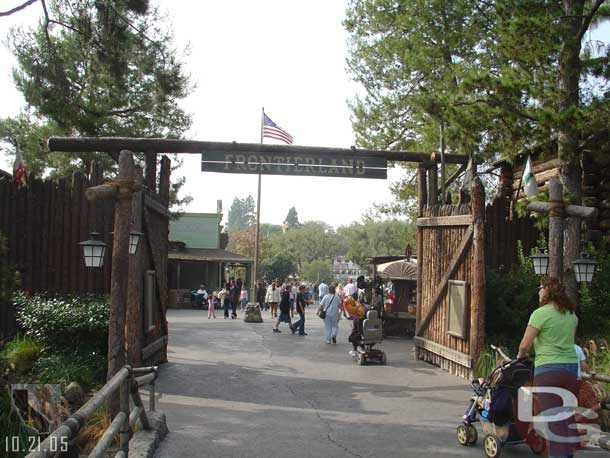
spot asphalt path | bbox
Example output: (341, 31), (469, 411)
(152, 307), (605, 458)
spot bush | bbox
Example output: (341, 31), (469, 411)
(485, 256), (539, 355)
(0, 388), (38, 458)
(578, 241), (610, 338)
(0, 336), (40, 375)
(15, 293), (109, 355)
(33, 351), (106, 388)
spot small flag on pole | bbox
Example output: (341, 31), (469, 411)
(262, 113), (293, 144)
(523, 155), (539, 198)
(13, 149), (27, 189)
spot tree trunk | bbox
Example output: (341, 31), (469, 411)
(557, 0), (585, 303)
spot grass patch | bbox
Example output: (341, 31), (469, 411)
(0, 336), (41, 376)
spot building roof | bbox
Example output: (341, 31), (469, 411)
(377, 259), (417, 280)
(168, 247), (252, 263)
(169, 213), (221, 249)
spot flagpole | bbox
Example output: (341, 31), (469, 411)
(253, 108), (263, 293)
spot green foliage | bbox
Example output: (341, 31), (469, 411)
(15, 293), (109, 356)
(301, 260), (334, 284)
(227, 196), (256, 232)
(260, 253), (296, 282)
(474, 347), (498, 379)
(485, 249), (539, 354)
(336, 220), (414, 269)
(578, 241), (610, 338)
(0, 336), (41, 375)
(284, 207), (302, 229)
(33, 351), (105, 388)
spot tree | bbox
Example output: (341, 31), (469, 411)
(226, 196), (255, 232)
(1, 0), (192, 206)
(337, 220), (415, 269)
(260, 253), (296, 282)
(301, 260), (334, 284)
(284, 207), (302, 229)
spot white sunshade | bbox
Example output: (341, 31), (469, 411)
(377, 259), (417, 280)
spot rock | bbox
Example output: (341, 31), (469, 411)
(243, 304), (263, 323)
(64, 382), (84, 406)
(130, 411), (168, 458)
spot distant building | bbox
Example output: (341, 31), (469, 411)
(332, 256), (367, 282)
(167, 212), (252, 307)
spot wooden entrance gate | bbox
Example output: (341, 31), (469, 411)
(415, 177), (486, 378)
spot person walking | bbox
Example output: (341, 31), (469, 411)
(318, 280), (328, 303)
(344, 278), (357, 299)
(208, 291), (218, 319)
(230, 279), (241, 319)
(266, 281), (280, 318)
(256, 281), (266, 310)
(273, 289), (293, 333)
(517, 276), (580, 458)
(240, 285), (249, 311)
(319, 285), (343, 344)
(218, 283), (231, 319)
(291, 285), (308, 336)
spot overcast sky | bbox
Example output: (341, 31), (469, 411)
(0, 0), (404, 229)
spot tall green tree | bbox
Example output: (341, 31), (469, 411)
(227, 196), (256, 232)
(284, 207), (302, 229)
(1, 0), (192, 206)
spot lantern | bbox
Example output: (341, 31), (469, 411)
(530, 251), (549, 276)
(78, 232), (107, 268)
(573, 254), (597, 283)
(129, 231), (143, 255)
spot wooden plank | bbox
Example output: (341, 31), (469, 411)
(61, 177), (72, 292)
(201, 160), (387, 179)
(70, 173), (83, 292)
(141, 335), (168, 360)
(24, 178), (34, 291)
(416, 215), (472, 227)
(414, 337), (472, 368)
(145, 194), (170, 218)
(48, 136), (470, 164)
(416, 225), (474, 337)
(470, 178), (486, 364)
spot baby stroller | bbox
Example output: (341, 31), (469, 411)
(349, 310), (387, 366)
(457, 345), (544, 457)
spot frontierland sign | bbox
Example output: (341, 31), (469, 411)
(201, 151), (387, 179)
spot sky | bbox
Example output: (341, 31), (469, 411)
(0, 0), (405, 229)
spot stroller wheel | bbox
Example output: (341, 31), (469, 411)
(456, 425), (469, 446)
(467, 425), (478, 445)
(483, 435), (501, 458)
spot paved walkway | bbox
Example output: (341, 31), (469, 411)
(152, 308), (599, 458)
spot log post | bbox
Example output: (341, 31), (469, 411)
(548, 177), (564, 279)
(427, 164), (438, 207)
(159, 156), (171, 206)
(126, 166), (144, 367)
(416, 164), (427, 347)
(145, 152), (156, 192)
(470, 176), (486, 371)
(418, 165), (427, 217)
(106, 150), (134, 416)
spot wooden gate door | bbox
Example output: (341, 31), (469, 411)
(414, 179), (486, 378)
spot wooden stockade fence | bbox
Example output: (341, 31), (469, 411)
(0, 160), (171, 366)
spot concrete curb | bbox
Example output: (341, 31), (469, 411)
(129, 411), (168, 458)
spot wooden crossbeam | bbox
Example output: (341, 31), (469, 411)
(416, 215), (472, 227)
(416, 225), (474, 337)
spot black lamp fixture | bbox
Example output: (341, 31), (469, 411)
(573, 253), (597, 283)
(78, 232), (108, 268)
(530, 251), (549, 276)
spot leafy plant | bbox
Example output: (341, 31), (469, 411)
(15, 293), (109, 355)
(474, 347), (498, 379)
(0, 336), (41, 376)
(578, 241), (610, 338)
(33, 351), (105, 389)
(77, 404), (114, 453)
(0, 387), (38, 458)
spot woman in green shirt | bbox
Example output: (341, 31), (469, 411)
(517, 276), (579, 457)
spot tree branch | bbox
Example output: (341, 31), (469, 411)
(577, 0), (607, 43)
(0, 0), (38, 17)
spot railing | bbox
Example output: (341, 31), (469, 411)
(26, 365), (159, 458)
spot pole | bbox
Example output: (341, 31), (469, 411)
(253, 108), (264, 292)
(548, 177), (564, 279)
(440, 120), (446, 203)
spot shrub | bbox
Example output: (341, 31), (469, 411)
(0, 336), (41, 375)
(33, 351), (106, 388)
(15, 293), (109, 355)
(0, 388), (38, 458)
(578, 241), (610, 338)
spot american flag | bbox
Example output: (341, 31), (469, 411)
(262, 113), (293, 144)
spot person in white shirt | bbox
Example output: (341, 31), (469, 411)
(265, 281), (281, 318)
(318, 281), (329, 302)
(344, 278), (358, 298)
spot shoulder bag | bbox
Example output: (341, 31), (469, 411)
(318, 294), (335, 319)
